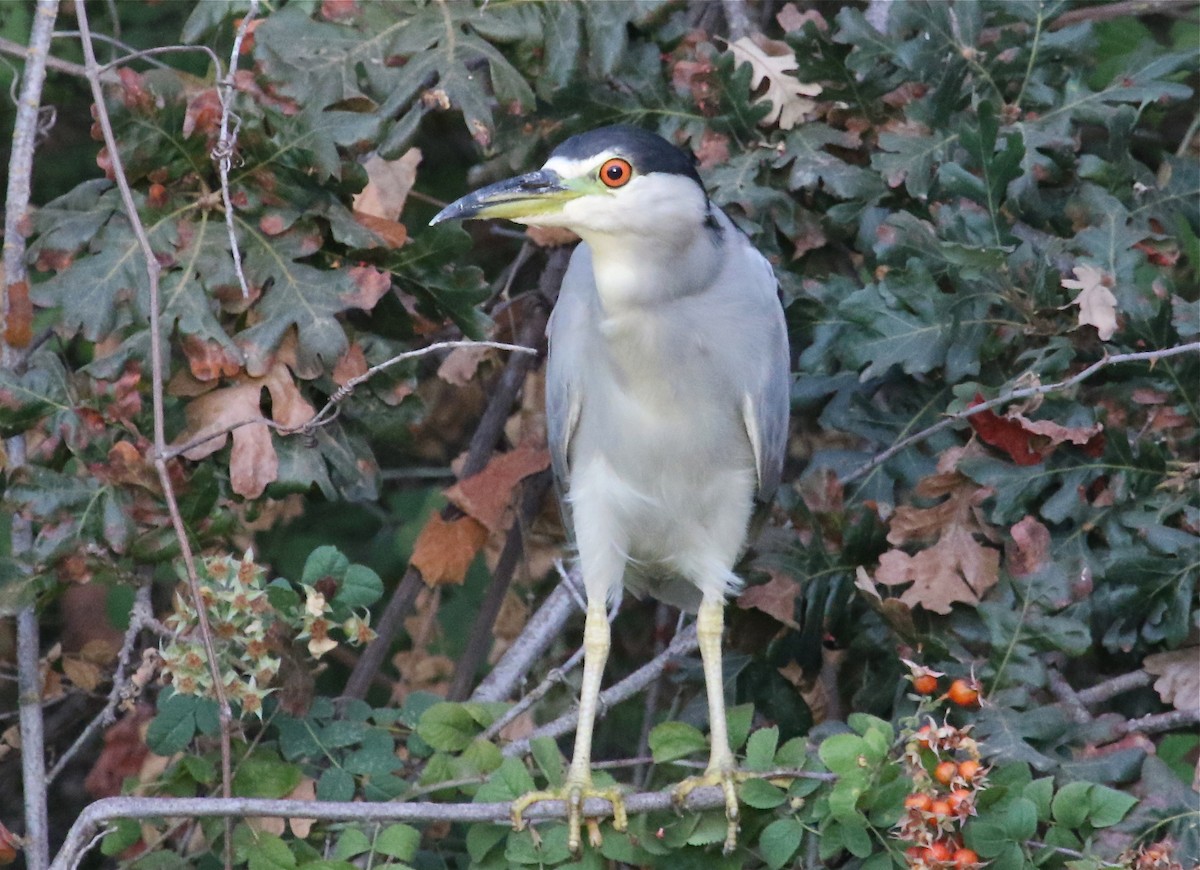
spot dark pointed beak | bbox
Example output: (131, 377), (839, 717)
(430, 169), (581, 225)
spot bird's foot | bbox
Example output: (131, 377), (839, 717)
(511, 774), (627, 853)
(673, 763), (743, 854)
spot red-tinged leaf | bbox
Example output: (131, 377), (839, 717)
(182, 335), (243, 381)
(4, 280), (32, 348)
(84, 705), (154, 799)
(351, 212), (408, 248)
(182, 87), (222, 140)
(342, 265), (392, 311)
(736, 570), (802, 628)
(410, 513), (488, 586)
(321, 0), (361, 22)
(332, 342), (368, 386)
(444, 445), (550, 532)
(117, 67), (153, 112)
(0, 819), (19, 865)
(969, 401), (1044, 466)
(1006, 516), (1050, 576)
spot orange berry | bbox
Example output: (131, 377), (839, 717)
(948, 678), (980, 707)
(913, 673), (940, 695)
(934, 760), (958, 785)
(916, 724), (934, 748)
(927, 840), (954, 861)
(930, 799), (952, 818)
(957, 759), (982, 782)
(905, 792), (933, 812)
(948, 787), (974, 814)
(953, 848), (980, 868)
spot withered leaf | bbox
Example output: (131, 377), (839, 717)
(410, 514), (488, 587)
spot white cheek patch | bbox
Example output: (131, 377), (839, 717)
(544, 152), (620, 179)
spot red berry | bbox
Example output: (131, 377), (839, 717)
(913, 673), (940, 695)
(934, 760), (958, 785)
(905, 792), (933, 812)
(948, 678), (980, 707)
(927, 840), (954, 861)
(953, 847), (980, 868)
(957, 760), (982, 782)
(930, 799), (952, 819)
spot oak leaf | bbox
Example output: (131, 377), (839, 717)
(969, 394), (1104, 466)
(1143, 648), (1199, 715)
(1062, 264), (1118, 340)
(170, 362), (315, 498)
(736, 570), (801, 629)
(1006, 516), (1051, 576)
(728, 35), (822, 130)
(871, 468), (1000, 614)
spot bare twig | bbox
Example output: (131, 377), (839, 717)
(161, 339), (537, 460)
(1075, 670), (1154, 706)
(5, 4), (61, 867)
(0, 33), (116, 82)
(1116, 708), (1200, 737)
(213, 1), (257, 299)
(46, 585), (154, 784)
(1051, 0), (1199, 29)
(73, 0), (236, 829)
(841, 342), (1200, 486)
(502, 623), (700, 758)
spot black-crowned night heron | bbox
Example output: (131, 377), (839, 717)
(432, 125), (789, 853)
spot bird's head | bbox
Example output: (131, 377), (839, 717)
(430, 125), (709, 241)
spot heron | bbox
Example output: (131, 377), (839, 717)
(432, 124), (790, 853)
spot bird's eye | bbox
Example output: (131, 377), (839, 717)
(599, 158), (633, 189)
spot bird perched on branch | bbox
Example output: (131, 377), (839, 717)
(432, 125), (790, 854)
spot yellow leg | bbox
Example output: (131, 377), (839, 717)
(511, 598), (627, 851)
(674, 598), (741, 853)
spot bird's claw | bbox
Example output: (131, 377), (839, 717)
(673, 766), (743, 853)
(511, 780), (627, 853)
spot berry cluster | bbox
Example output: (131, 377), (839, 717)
(896, 719), (988, 869)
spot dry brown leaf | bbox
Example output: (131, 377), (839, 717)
(62, 656), (103, 692)
(776, 2), (827, 32)
(1062, 264), (1118, 340)
(410, 513), (488, 586)
(84, 705), (153, 799)
(1143, 648), (1200, 715)
(728, 35), (822, 129)
(353, 148), (422, 220)
(445, 445), (551, 532)
(332, 341), (369, 386)
(352, 211), (408, 248)
(872, 469), (1000, 614)
(437, 344), (490, 387)
(736, 570), (801, 628)
(1006, 515), (1051, 576)
(170, 362), (315, 498)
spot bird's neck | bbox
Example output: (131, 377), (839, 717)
(580, 223), (722, 314)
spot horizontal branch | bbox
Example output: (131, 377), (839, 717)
(53, 776), (781, 870)
(841, 342), (1200, 485)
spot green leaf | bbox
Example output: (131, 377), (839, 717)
(334, 563), (384, 609)
(1025, 777), (1054, 821)
(247, 835), (298, 870)
(1003, 797), (1039, 840)
(1051, 781), (1093, 828)
(375, 824), (420, 860)
(649, 721), (708, 763)
(740, 777), (787, 809)
(301, 545), (351, 586)
(331, 829), (371, 860)
(418, 702), (483, 752)
(758, 817), (803, 870)
(474, 757), (536, 803)
(101, 817), (142, 856)
(745, 726), (779, 771)
(726, 703), (755, 751)
(775, 736), (807, 767)
(1086, 784), (1138, 827)
(317, 767), (356, 802)
(964, 820), (1011, 858)
(234, 755), (303, 799)
(530, 736), (565, 788)
(465, 823), (507, 862)
(146, 692), (198, 755)
(817, 733), (867, 775)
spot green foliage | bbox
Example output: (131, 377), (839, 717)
(10, 0), (1197, 867)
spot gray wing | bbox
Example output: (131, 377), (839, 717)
(740, 250), (791, 505)
(545, 245), (594, 495)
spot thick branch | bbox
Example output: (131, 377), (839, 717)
(5, 4), (61, 868)
(841, 342), (1200, 485)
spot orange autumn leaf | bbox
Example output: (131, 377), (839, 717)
(410, 513), (488, 586)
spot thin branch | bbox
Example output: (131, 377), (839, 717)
(1046, 668), (1091, 725)
(45, 585), (154, 784)
(502, 623), (700, 758)
(5, 4), (61, 867)
(1075, 670), (1154, 706)
(1050, 0), (1199, 29)
(161, 339), (536, 460)
(840, 342), (1200, 486)
(0, 34), (116, 82)
(213, 1), (257, 299)
(73, 0), (236, 823)
(1116, 708), (1200, 737)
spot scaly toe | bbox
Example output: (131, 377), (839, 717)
(510, 782), (627, 853)
(672, 767), (743, 853)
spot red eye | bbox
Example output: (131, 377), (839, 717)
(599, 157), (632, 188)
